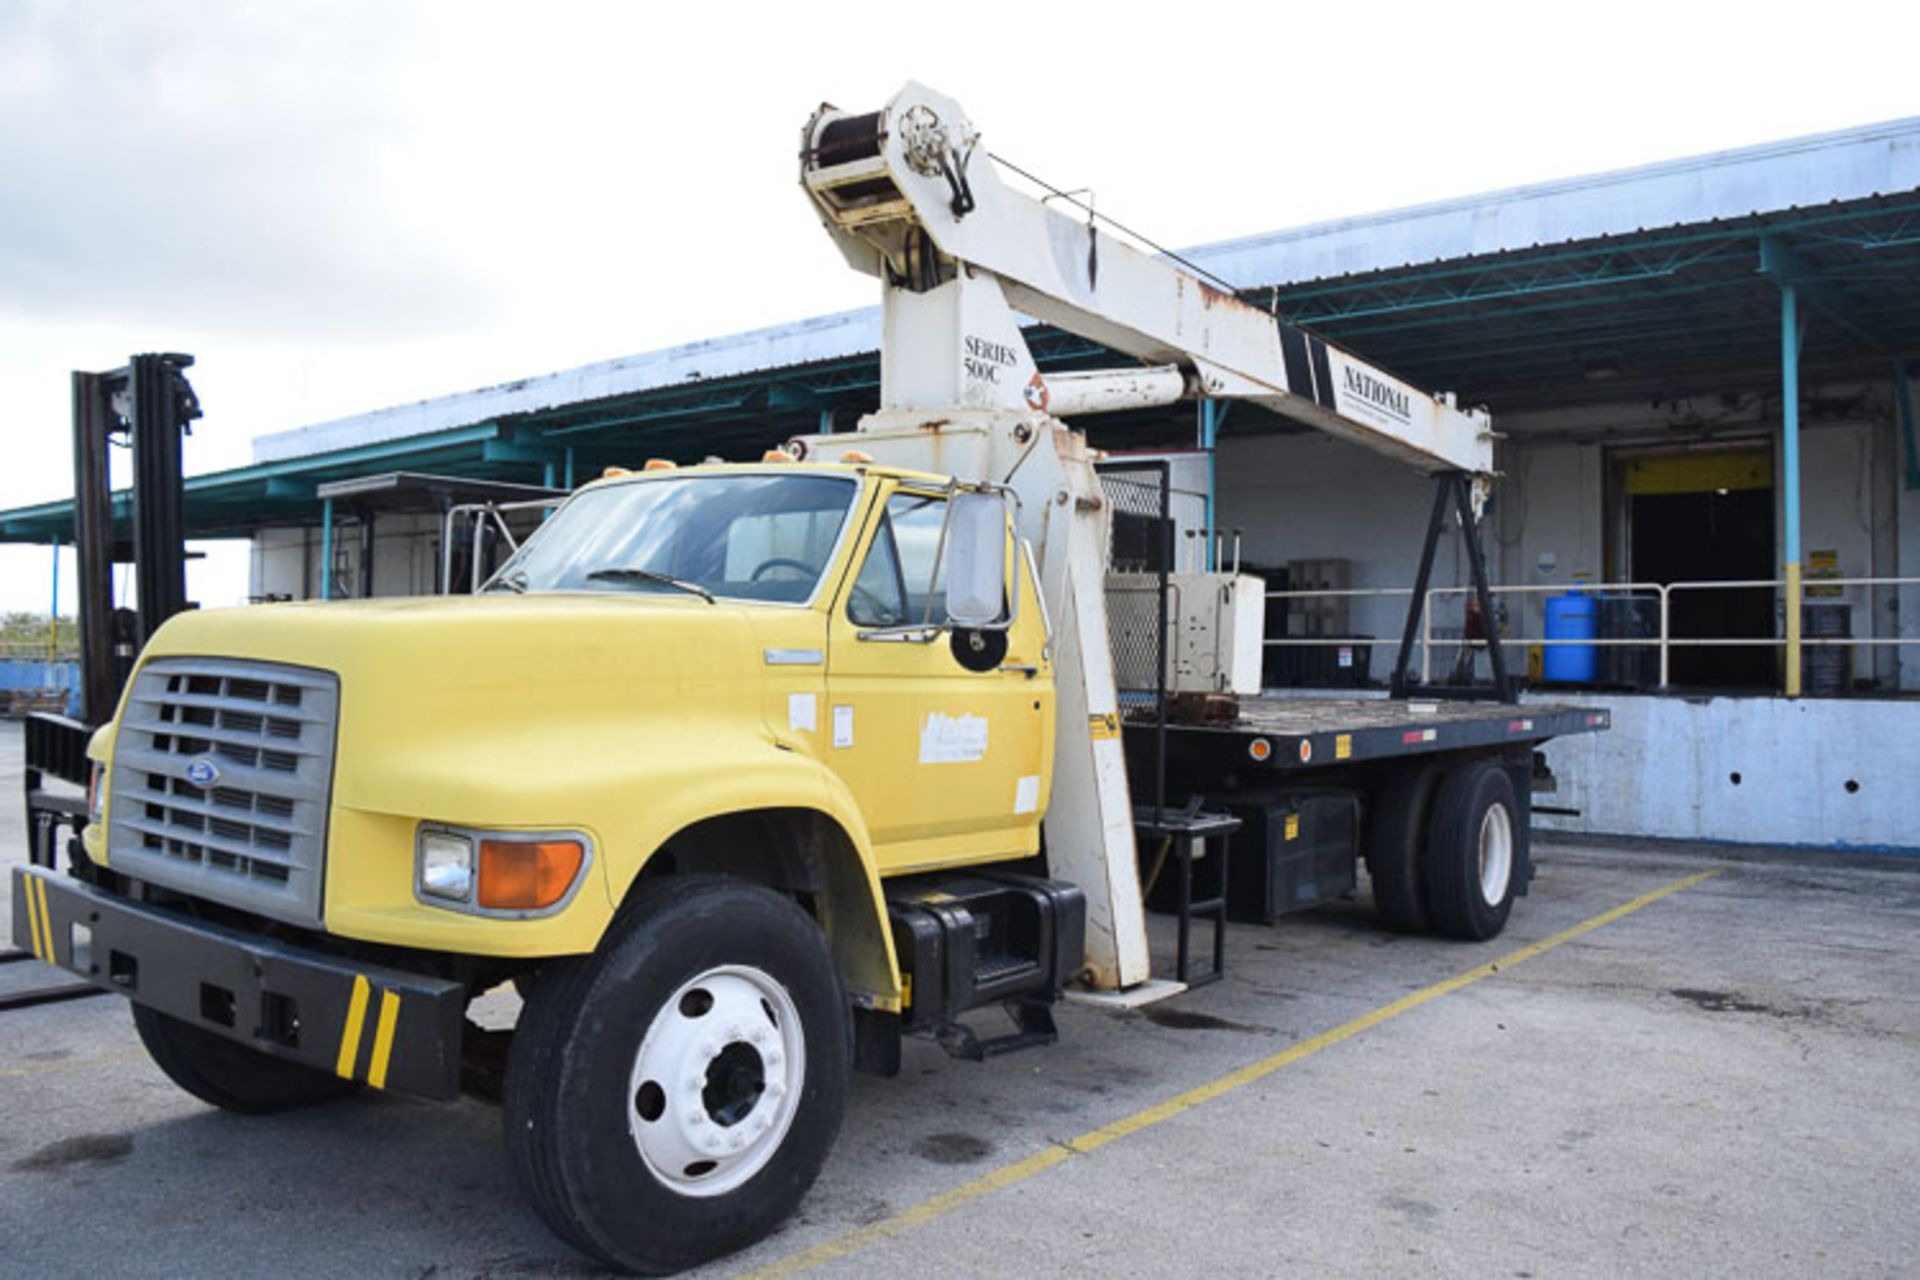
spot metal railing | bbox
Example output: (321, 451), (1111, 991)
(1259, 576), (1920, 692)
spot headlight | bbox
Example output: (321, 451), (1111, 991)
(87, 763), (106, 824)
(415, 825), (589, 916)
(418, 830), (475, 901)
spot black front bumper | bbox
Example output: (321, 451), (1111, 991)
(11, 867), (467, 1101)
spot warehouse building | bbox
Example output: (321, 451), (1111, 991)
(4, 115), (1917, 851)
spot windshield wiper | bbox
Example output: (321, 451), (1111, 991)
(481, 570), (528, 594)
(585, 567), (716, 603)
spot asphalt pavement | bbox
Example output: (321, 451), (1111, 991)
(1, 721), (1914, 1278)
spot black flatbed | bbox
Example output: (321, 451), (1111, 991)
(1129, 695), (1609, 777)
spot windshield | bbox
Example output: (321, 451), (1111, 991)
(483, 472), (858, 603)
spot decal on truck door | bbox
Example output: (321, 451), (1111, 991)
(919, 712), (989, 764)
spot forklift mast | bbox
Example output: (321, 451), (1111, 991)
(70, 353), (201, 724)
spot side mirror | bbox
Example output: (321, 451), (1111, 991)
(944, 490), (1010, 629)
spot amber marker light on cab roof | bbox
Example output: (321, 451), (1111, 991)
(840, 449), (874, 463)
(477, 839), (586, 911)
(643, 458), (677, 471)
(761, 450), (796, 463)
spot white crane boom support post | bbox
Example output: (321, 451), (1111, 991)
(794, 83), (1495, 993)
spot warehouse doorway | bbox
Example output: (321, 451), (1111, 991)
(1618, 448), (1775, 688)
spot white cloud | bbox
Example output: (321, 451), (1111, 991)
(0, 2), (496, 337)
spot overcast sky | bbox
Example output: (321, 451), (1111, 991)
(2, 0), (1915, 614)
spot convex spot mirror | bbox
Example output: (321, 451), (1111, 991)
(943, 490), (1011, 629)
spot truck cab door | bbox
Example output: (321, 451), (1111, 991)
(824, 484), (1054, 875)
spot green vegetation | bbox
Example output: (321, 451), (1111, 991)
(0, 611), (79, 661)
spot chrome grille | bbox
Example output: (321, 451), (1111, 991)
(109, 657), (339, 927)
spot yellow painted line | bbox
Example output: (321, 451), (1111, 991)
(366, 990), (402, 1090)
(742, 865), (1727, 1279)
(33, 878), (55, 963)
(334, 974), (372, 1081)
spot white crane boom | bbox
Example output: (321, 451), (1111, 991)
(793, 84), (1496, 995)
(800, 82), (1493, 476)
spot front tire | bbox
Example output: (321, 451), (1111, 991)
(1422, 761), (1521, 940)
(504, 877), (848, 1275)
(131, 1004), (359, 1114)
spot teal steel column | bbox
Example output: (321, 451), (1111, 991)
(1201, 399), (1220, 571)
(564, 446), (575, 490)
(320, 497), (334, 601)
(543, 461), (556, 489)
(819, 407), (834, 436)
(1781, 285), (1802, 696)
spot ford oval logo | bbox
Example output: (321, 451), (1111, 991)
(185, 757), (221, 788)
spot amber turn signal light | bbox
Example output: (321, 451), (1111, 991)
(477, 839), (585, 910)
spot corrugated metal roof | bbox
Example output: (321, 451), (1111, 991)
(1189, 115), (1920, 287)
(223, 113), (1920, 465)
(254, 306), (882, 463)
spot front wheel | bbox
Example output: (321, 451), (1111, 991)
(504, 877), (849, 1275)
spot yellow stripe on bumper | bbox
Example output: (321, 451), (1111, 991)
(40, 878), (56, 962)
(27, 875), (51, 963)
(367, 990), (402, 1090)
(335, 974), (372, 1080)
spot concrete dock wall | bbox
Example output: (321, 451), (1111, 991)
(1531, 692), (1919, 853)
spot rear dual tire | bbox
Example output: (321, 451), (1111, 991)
(1366, 758), (1520, 942)
(1364, 762), (1444, 934)
(1422, 761), (1520, 940)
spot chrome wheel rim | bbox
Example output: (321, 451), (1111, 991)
(626, 964), (804, 1197)
(1478, 802), (1514, 907)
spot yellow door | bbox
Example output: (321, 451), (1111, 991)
(825, 483), (1054, 875)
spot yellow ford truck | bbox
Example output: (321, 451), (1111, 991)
(12, 82), (1613, 1276)
(17, 458), (1080, 1273)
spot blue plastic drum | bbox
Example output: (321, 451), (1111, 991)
(1542, 592), (1598, 683)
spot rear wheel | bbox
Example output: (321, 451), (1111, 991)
(131, 1004), (359, 1114)
(1364, 763), (1444, 934)
(504, 877), (848, 1275)
(1423, 760), (1521, 940)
